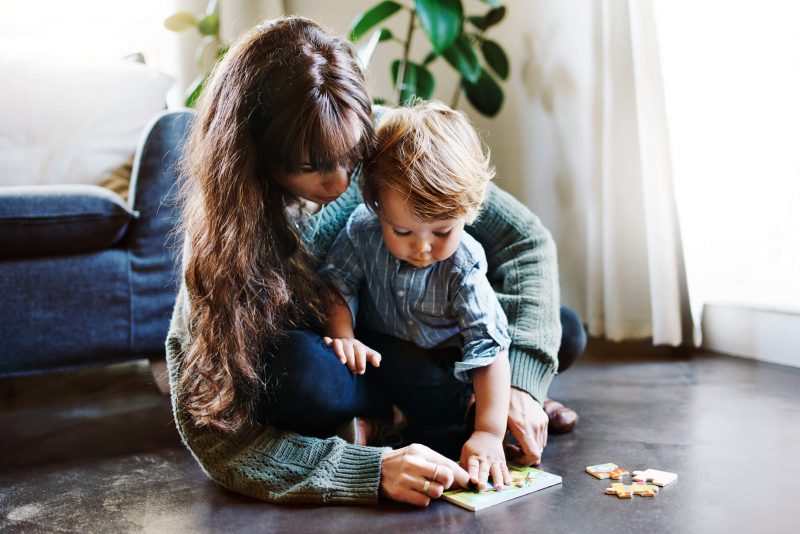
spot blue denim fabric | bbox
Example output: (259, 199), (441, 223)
(255, 330), (391, 437)
(256, 307), (586, 457)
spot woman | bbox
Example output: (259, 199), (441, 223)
(167, 16), (584, 507)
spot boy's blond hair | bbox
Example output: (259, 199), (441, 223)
(363, 100), (495, 224)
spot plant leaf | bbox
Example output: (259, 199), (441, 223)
(164, 11), (197, 32)
(481, 39), (509, 80)
(467, 6), (506, 31)
(391, 60), (435, 104)
(197, 14), (219, 36)
(423, 51), (438, 66)
(442, 34), (480, 84)
(348, 1), (403, 42)
(416, 0), (462, 53)
(481, 0), (503, 8)
(461, 68), (504, 116)
(185, 75), (208, 108)
(379, 28), (393, 42)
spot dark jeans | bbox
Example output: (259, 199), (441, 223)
(257, 307), (586, 457)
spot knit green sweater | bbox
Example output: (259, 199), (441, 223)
(165, 178), (561, 504)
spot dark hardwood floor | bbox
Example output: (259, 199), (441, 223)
(2, 339), (799, 533)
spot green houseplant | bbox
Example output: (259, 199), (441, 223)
(164, 0), (228, 107)
(348, 0), (510, 116)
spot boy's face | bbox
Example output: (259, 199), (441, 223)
(377, 189), (466, 268)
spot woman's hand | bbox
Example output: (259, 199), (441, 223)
(460, 430), (512, 491)
(505, 387), (548, 466)
(323, 337), (381, 375)
(380, 444), (470, 507)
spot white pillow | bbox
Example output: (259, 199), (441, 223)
(0, 56), (173, 187)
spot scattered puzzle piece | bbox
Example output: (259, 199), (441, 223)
(632, 469), (678, 487)
(605, 481), (659, 499)
(586, 463), (630, 480)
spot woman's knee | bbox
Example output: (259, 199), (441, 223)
(262, 330), (343, 406)
(258, 330), (358, 433)
(558, 307), (587, 373)
(269, 330), (329, 374)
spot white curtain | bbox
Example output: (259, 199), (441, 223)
(587, 0), (692, 344)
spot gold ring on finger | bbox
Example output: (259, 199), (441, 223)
(432, 464), (440, 480)
(422, 479), (431, 493)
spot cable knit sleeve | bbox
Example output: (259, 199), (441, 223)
(165, 258), (385, 504)
(465, 183), (562, 404)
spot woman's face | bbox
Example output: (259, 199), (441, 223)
(274, 164), (351, 206)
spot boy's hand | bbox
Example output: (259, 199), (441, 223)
(323, 337), (382, 375)
(460, 430), (512, 491)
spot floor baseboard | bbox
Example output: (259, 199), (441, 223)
(701, 303), (800, 368)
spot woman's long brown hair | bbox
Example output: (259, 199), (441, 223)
(177, 17), (375, 433)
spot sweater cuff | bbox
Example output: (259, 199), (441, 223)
(508, 347), (556, 405)
(329, 444), (387, 504)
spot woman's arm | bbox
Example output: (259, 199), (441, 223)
(166, 283), (385, 504)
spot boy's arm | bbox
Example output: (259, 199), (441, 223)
(465, 183), (561, 404)
(472, 349), (510, 438)
(324, 297), (381, 374)
(450, 262), (512, 383)
(327, 298), (355, 339)
(451, 261), (514, 488)
(319, 212), (381, 373)
(466, 184), (559, 466)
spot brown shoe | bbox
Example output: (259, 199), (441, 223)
(543, 399), (579, 434)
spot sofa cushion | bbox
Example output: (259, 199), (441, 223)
(0, 56), (172, 187)
(0, 185), (138, 258)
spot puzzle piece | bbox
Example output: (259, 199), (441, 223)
(605, 481), (659, 499)
(509, 469), (536, 488)
(586, 463), (630, 480)
(632, 469), (678, 487)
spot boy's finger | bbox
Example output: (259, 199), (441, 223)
(343, 342), (356, 372)
(355, 345), (367, 375)
(490, 463), (504, 490)
(479, 460), (490, 490)
(502, 462), (512, 487)
(322, 336), (332, 345)
(369, 351), (382, 367)
(332, 339), (346, 365)
(468, 457), (480, 486)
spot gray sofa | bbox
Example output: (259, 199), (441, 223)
(0, 110), (193, 377)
